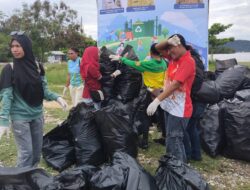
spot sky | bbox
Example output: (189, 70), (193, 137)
(0, 0), (250, 41)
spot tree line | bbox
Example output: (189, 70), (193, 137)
(0, 0), (96, 62)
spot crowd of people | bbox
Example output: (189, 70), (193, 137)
(0, 32), (205, 168)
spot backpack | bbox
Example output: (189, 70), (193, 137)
(190, 51), (205, 98)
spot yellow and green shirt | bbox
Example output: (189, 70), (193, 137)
(120, 57), (167, 89)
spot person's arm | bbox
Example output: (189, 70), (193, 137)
(157, 80), (181, 101)
(120, 57), (146, 72)
(0, 87), (13, 127)
(146, 80), (181, 116)
(42, 76), (59, 101)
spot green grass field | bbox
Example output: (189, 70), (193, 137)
(0, 62), (250, 190)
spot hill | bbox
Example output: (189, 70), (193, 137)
(224, 40), (250, 52)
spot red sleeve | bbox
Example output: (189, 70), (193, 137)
(80, 59), (85, 78)
(174, 59), (195, 83)
(88, 64), (101, 79)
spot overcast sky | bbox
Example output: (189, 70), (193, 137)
(0, 0), (250, 40)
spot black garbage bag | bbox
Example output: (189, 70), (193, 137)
(0, 167), (52, 190)
(235, 89), (250, 101)
(223, 99), (250, 162)
(46, 165), (99, 190)
(132, 87), (152, 135)
(204, 71), (216, 81)
(199, 103), (226, 157)
(195, 80), (220, 104)
(155, 155), (210, 190)
(99, 46), (117, 102)
(42, 121), (75, 172)
(114, 45), (142, 103)
(90, 152), (158, 190)
(68, 103), (106, 167)
(215, 58), (237, 78)
(95, 104), (138, 158)
(215, 65), (249, 99)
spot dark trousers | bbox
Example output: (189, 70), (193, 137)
(184, 102), (206, 160)
(164, 112), (189, 162)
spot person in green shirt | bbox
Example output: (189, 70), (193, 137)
(0, 32), (67, 168)
(109, 43), (167, 149)
(110, 43), (167, 89)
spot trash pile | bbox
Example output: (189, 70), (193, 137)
(198, 59), (250, 161)
(0, 45), (210, 190)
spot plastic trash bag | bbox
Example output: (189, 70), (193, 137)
(42, 121), (75, 172)
(215, 58), (237, 78)
(223, 99), (250, 162)
(155, 155), (210, 190)
(67, 103), (106, 166)
(95, 105), (138, 158)
(0, 167), (52, 190)
(114, 45), (142, 103)
(46, 165), (99, 190)
(215, 65), (248, 99)
(199, 103), (226, 157)
(90, 152), (158, 190)
(99, 46), (117, 101)
(195, 80), (220, 104)
(235, 89), (250, 101)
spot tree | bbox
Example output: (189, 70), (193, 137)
(161, 28), (169, 38)
(0, 32), (11, 62)
(0, 0), (96, 62)
(209, 23), (234, 60)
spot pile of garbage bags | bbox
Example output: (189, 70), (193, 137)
(0, 152), (210, 190)
(199, 59), (250, 161)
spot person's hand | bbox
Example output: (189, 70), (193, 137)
(111, 70), (121, 78)
(0, 126), (9, 140)
(57, 97), (68, 111)
(147, 98), (161, 116)
(109, 55), (121, 61)
(167, 35), (181, 46)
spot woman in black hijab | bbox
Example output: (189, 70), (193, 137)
(0, 32), (67, 168)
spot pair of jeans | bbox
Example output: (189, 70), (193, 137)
(164, 112), (189, 162)
(69, 85), (84, 107)
(12, 116), (44, 168)
(185, 102), (206, 160)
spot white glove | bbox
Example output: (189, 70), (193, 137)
(0, 126), (9, 140)
(57, 97), (68, 111)
(111, 70), (122, 78)
(109, 55), (121, 61)
(147, 98), (161, 116)
(167, 35), (181, 46)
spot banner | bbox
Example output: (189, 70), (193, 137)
(97, 0), (209, 69)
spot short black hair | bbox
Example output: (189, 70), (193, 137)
(150, 43), (160, 56)
(69, 47), (79, 54)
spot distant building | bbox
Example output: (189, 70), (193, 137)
(47, 51), (66, 63)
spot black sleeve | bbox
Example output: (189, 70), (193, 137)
(0, 64), (13, 91)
